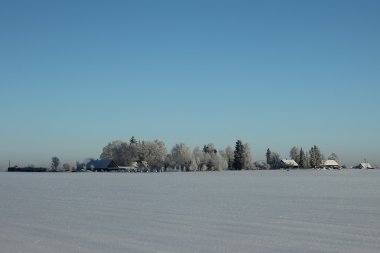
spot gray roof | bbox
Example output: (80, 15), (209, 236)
(86, 159), (118, 169)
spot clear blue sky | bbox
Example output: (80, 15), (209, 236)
(1, 0), (379, 168)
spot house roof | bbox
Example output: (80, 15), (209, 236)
(281, 159), (298, 166)
(322, 160), (339, 166)
(358, 163), (373, 169)
(86, 159), (118, 169)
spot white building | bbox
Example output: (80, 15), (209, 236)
(354, 163), (373, 169)
(321, 160), (340, 169)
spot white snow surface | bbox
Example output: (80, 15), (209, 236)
(1, 170), (379, 253)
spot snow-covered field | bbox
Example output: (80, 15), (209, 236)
(1, 170), (379, 253)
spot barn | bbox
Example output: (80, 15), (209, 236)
(85, 159), (120, 172)
(321, 160), (340, 169)
(354, 163), (374, 169)
(280, 159), (299, 169)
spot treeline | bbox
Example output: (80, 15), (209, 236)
(99, 137), (341, 171)
(30, 138), (343, 172)
(42, 138), (341, 172)
(260, 145), (341, 169)
(99, 137), (253, 171)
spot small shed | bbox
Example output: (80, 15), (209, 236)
(321, 160), (340, 169)
(86, 159), (119, 172)
(354, 163), (373, 169)
(280, 159), (299, 169)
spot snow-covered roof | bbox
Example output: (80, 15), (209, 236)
(281, 159), (298, 166)
(358, 163), (373, 169)
(322, 160), (339, 166)
(130, 162), (139, 168)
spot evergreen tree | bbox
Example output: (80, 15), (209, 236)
(265, 148), (280, 169)
(309, 145), (322, 168)
(299, 148), (306, 168)
(266, 148), (272, 169)
(289, 146), (300, 164)
(203, 144), (217, 154)
(51, 156), (60, 171)
(130, 136), (137, 145)
(305, 152), (310, 168)
(225, 146), (234, 169)
(233, 140), (244, 170)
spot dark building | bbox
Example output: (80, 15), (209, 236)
(279, 159), (299, 169)
(8, 166), (47, 172)
(85, 159), (120, 172)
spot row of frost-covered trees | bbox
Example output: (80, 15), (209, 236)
(99, 137), (341, 171)
(99, 137), (253, 171)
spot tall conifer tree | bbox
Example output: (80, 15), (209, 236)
(309, 145), (322, 168)
(266, 148), (272, 169)
(233, 140), (244, 170)
(299, 148), (306, 168)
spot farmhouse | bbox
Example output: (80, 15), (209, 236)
(280, 159), (299, 169)
(86, 159), (120, 172)
(321, 160), (340, 169)
(354, 163), (374, 169)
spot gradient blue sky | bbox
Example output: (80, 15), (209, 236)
(1, 0), (379, 168)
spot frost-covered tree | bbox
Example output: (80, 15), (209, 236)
(254, 160), (267, 170)
(289, 146), (300, 164)
(266, 148), (281, 169)
(309, 145), (323, 168)
(62, 163), (71, 171)
(122, 142), (139, 165)
(171, 143), (192, 171)
(100, 140), (125, 162)
(192, 144), (227, 171)
(305, 152), (310, 168)
(243, 143), (253, 169)
(76, 161), (86, 171)
(139, 140), (167, 169)
(51, 156), (60, 171)
(192, 146), (205, 171)
(269, 152), (281, 169)
(100, 139), (167, 168)
(224, 146), (234, 169)
(203, 144), (217, 154)
(215, 155), (228, 171)
(220, 146), (234, 170)
(266, 148), (271, 167)
(202, 144), (220, 170)
(164, 154), (173, 171)
(101, 142), (128, 166)
(328, 153), (340, 164)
